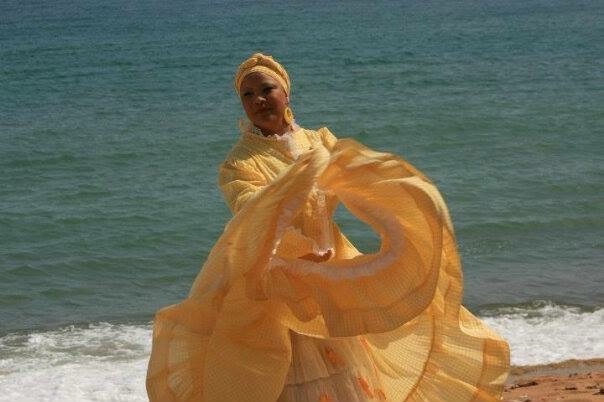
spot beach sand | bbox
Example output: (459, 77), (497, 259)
(503, 359), (604, 401)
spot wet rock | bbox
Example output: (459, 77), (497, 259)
(509, 396), (531, 402)
(513, 380), (538, 388)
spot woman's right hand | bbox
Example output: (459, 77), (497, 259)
(298, 249), (333, 263)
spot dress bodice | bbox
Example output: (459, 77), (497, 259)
(219, 126), (341, 256)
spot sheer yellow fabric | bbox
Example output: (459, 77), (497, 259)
(146, 128), (509, 402)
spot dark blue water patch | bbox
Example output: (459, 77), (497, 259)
(0, 294), (32, 306)
(333, 204), (381, 254)
(461, 217), (603, 236)
(39, 286), (95, 299)
(2, 264), (49, 279)
(0, 260), (196, 334)
(0, 152), (80, 170)
(462, 250), (604, 310)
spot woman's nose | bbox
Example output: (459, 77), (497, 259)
(253, 95), (266, 104)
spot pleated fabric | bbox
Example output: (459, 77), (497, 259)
(146, 127), (509, 402)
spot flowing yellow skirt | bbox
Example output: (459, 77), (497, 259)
(146, 139), (509, 402)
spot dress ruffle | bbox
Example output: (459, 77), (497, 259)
(146, 138), (509, 402)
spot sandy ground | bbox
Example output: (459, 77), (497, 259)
(503, 359), (604, 401)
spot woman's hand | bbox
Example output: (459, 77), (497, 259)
(298, 249), (333, 263)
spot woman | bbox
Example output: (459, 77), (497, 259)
(146, 53), (510, 402)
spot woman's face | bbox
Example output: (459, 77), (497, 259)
(239, 72), (289, 135)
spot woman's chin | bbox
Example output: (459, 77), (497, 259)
(254, 118), (282, 133)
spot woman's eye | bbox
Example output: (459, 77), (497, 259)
(242, 92), (252, 98)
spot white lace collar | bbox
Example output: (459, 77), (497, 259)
(239, 120), (302, 142)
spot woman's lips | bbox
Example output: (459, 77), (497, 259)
(256, 107), (272, 116)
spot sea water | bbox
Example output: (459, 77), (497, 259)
(1, 0), (602, 400)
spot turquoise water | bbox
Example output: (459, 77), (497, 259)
(1, 0), (603, 340)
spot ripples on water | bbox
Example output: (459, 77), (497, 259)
(1, 0), (602, 334)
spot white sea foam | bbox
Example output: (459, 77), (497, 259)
(0, 323), (151, 402)
(481, 301), (604, 366)
(0, 303), (602, 401)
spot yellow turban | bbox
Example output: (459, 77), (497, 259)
(234, 53), (291, 96)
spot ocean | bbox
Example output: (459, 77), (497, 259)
(1, 0), (602, 400)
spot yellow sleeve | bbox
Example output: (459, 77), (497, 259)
(317, 126), (338, 150)
(218, 159), (267, 214)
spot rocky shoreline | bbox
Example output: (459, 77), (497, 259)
(503, 358), (604, 401)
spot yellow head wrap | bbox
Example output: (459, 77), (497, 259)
(234, 53), (291, 96)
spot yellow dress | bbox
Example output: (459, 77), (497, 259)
(146, 127), (510, 402)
